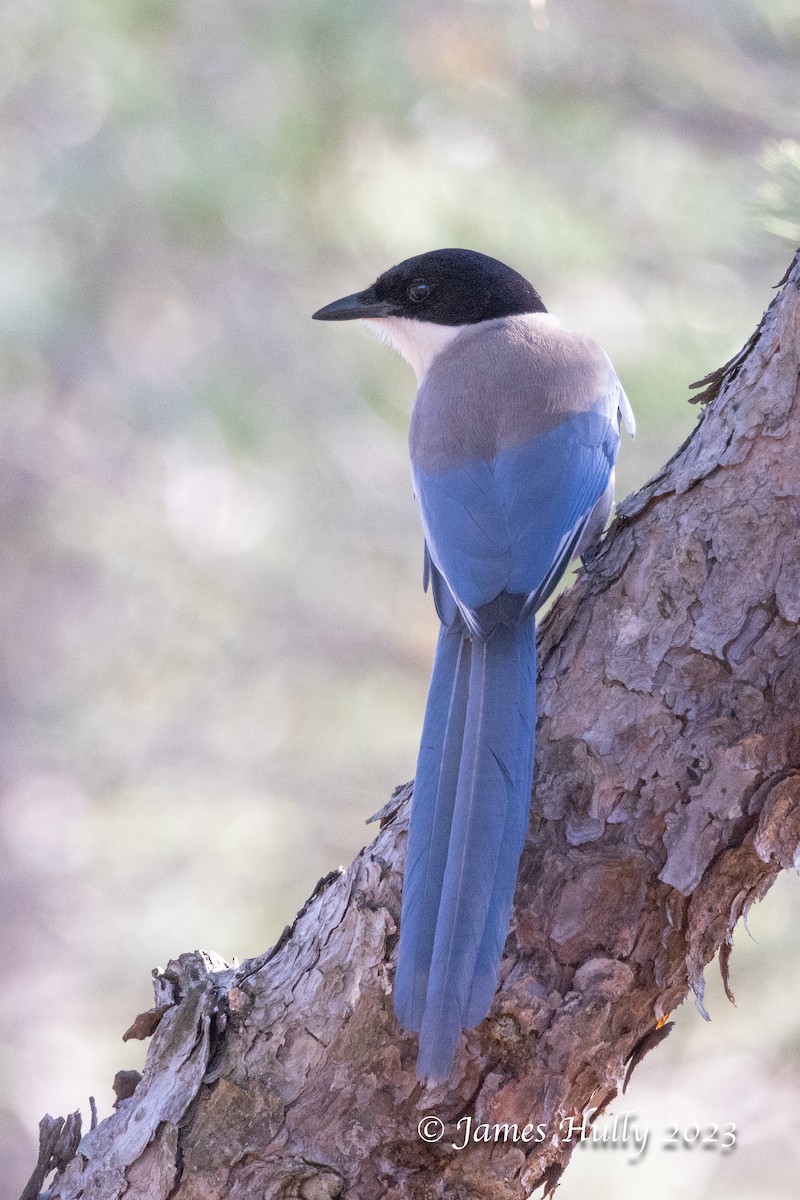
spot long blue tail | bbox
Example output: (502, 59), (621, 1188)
(395, 618), (537, 1081)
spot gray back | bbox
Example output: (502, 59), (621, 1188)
(409, 314), (616, 474)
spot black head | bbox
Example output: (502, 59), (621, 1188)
(312, 249), (547, 326)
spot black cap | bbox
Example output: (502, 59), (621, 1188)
(313, 249), (547, 326)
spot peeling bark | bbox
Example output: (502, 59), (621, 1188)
(27, 250), (800, 1200)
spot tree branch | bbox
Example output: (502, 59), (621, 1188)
(30, 248), (800, 1200)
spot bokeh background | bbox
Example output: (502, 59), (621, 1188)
(2, 0), (800, 1195)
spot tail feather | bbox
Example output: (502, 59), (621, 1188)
(465, 624), (536, 1025)
(411, 620), (537, 1081)
(394, 624), (471, 1030)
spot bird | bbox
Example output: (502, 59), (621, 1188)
(312, 248), (634, 1082)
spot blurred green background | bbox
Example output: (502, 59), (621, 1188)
(2, 0), (799, 1195)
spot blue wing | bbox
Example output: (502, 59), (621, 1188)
(413, 402), (620, 625)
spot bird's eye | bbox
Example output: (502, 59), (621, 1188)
(407, 280), (430, 303)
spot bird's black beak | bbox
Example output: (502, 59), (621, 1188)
(312, 286), (394, 321)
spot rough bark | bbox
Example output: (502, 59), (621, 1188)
(28, 249), (800, 1200)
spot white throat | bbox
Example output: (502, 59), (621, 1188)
(364, 316), (467, 384)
